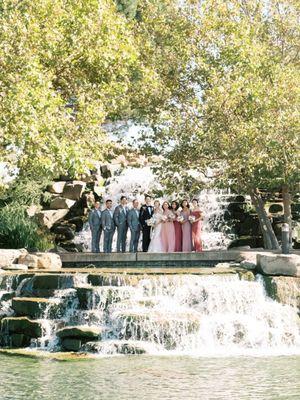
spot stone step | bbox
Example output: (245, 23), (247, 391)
(0, 317), (43, 338)
(11, 297), (57, 319)
(56, 325), (103, 351)
(21, 274), (76, 291)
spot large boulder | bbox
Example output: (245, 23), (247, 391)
(263, 276), (300, 312)
(0, 249), (27, 268)
(47, 181), (66, 194)
(18, 253), (62, 270)
(12, 297), (54, 319)
(257, 253), (300, 277)
(62, 181), (86, 201)
(50, 197), (76, 210)
(36, 209), (69, 229)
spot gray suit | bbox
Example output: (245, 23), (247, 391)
(127, 208), (141, 253)
(113, 205), (129, 253)
(88, 208), (102, 253)
(101, 209), (115, 253)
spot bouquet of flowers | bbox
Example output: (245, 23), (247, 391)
(189, 215), (196, 223)
(168, 213), (176, 222)
(146, 217), (155, 227)
(161, 215), (168, 222)
(177, 215), (184, 223)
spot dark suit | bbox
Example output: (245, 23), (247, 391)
(114, 205), (129, 252)
(101, 209), (115, 253)
(139, 204), (154, 252)
(88, 208), (102, 252)
(127, 208), (141, 252)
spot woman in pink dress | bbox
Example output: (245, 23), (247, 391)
(180, 199), (193, 252)
(191, 198), (203, 252)
(161, 201), (175, 253)
(171, 200), (182, 252)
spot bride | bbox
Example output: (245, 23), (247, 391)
(148, 200), (164, 253)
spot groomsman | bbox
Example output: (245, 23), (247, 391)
(101, 199), (115, 253)
(139, 194), (154, 252)
(114, 196), (129, 253)
(88, 201), (102, 253)
(127, 199), (141, 253)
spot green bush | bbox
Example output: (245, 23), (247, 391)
(0, 204), (53, 250)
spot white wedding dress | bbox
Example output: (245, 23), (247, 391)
(148, 212), (164, 253)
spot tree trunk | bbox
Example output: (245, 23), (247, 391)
(250, 189), (280, 250)
(282, 184), (293, 248)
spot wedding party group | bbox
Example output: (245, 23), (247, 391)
(88, 195), (203, 254)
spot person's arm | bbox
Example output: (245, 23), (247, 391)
(101, 211), (107, 231)
(127, 210), (133, 230)
(113, 206), (120, 226)
(88, 210), (94, 229)
(139, 207), (145, 227)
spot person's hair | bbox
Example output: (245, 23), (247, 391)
(106, 199), (112, 204)
(162, 201), (171, 210)
(95, 201), (100, 205)
(171, 201), (179, 211)
(192, 198), (199, 204)
(181, 199), (190, 208)
(144, 194), (152, 200)
(120, 195), (127, 201)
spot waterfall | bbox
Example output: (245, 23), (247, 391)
(74, 166), (235, 251)
(7, 272), (299, 357)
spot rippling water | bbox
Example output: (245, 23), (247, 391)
(0, 355), (299, 400)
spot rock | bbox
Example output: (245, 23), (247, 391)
(61, 338), (82, 352)
(0, 291), (15, 302)
(62, 181), (86, 201)
(239, 260), (257, 270)
(263, 276), (300, 311)
(12, 297), (55, 319)
(66, 217), (85, 232)
(269, 203), (283, 213)
(257, 254), (300, 277)
(0, 249), (27, 268)
(29, 274), (75, 290)
(1, 317), (43, 337)
(18, 254), (39, 269)
(47, 181), (66, 194)
(238, 270), (255, 281)
(82, 340), (149, 355)
(18, 253), (62, 270)
(36, 209), (69, 229)
(10, 333), (32, 348)
(50, 197), (76, 210)
(2, 264), (28, 271)
(56, 326), (102, 340)
(214, 262), (232, 269)
(51, 225), (75, 240)
(76, 286), (94, 309)
(26, 205), (41, 217)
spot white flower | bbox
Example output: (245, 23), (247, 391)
(189, 215), (196, 222)
(177, 215), (184, 222)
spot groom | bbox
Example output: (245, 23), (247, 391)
(139, 194), (154, 252)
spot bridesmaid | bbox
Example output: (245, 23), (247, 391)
(161, 201), (175, 253)
(180, 199), (193, 252)
(191, 198), (203, 252)
(171, 200), (182, 252)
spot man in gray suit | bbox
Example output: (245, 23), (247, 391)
(113, 195), (129, 253)
(101, 199), (115, 253)
(127, 199), (141, 253)
(88, 201), (102, 253)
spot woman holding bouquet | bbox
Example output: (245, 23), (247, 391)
(180, 199), (193, 252)
(171, 200), (182, 252)
(161, 201), (175, 253)
(148, 200), (164, 253)
(191, 198), (203, 252)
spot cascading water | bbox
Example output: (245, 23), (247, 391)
(74, 166), (235, 251)
(2, 272), (298, 357)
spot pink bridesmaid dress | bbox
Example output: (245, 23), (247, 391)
(191, 210), (203, 252)
(181, 210), (192, 252)
(173, 212), (182, 252)
(161, 211), (175, 253)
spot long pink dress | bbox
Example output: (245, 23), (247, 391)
(181, 210), (192, 252)
(191, 210), (202, 252)
(161, 211), (175, 253)
(172, 211), (182, 252)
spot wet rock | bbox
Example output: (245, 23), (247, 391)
(2, 264), (28, 271)
(30, 274), (75, 290)
(10, 333), (32, 348)
(263, 276), (300, 312)
(18, 253), (62, 270)
(1, 317), (43, 337)
(239, 260), (257, 270)
(50, 197), (76, 210)
(257, 254), (300, 277)
(56, 326), (102, 340)
(66, 217), (85, 232)
(35, 209), (69, 229)
(0, 291), (15, 302)
(76, 286), (94, 309)
(51, 225), (75, 240)
(12, 297), (54, 319)
(238, 270), (255, 281)
(82, 340), (148, 355)
(47, 181), (66, 194)
(269, 203), (283, 214)
(62, 181), (86, 201)
(0, 249), (28, 268)
(61, 338), (82, 352)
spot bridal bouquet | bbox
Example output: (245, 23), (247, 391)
(168, 213), (176, 222)
(146, 217), (155, 227)
(177, 215), (184, 223)
(161, 215), (168, 222)
(189, 215), (196, 223)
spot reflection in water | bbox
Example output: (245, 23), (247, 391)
(0, 355), (299, 400)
